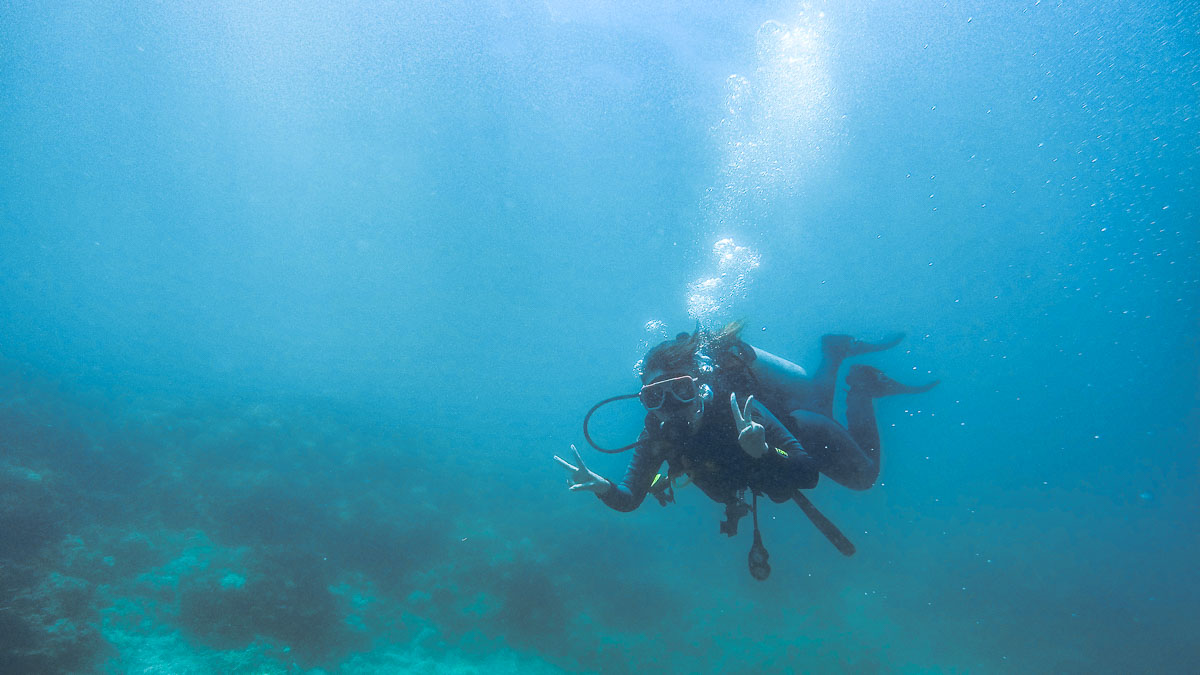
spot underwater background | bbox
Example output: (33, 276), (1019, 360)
(1, 1), (1197, 673)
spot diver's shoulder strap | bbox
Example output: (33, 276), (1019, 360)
(711, 342), (760, 397)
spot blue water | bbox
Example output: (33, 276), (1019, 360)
(1, 1), (1196, 672)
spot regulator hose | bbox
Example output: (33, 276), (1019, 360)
(582, 393), (642, 453)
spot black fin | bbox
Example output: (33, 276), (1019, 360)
(846, 364), (938, 397)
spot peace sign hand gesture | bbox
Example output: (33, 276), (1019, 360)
(731, 393), (769, 458)
(554, 444), (613, 495)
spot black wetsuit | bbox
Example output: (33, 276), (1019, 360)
(598, 339), (890, 512)
(599, 390), (819, 512)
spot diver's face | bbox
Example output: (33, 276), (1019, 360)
(641, 369), (702, 427)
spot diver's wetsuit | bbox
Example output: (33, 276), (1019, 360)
(598, 340), (888, 513)
(599, 394), (818, 512)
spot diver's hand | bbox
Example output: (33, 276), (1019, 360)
(731, 393), (768, 458)
(554, 444), (613, 495)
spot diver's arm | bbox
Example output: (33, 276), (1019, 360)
(752, 402), (819, 489)
(597, 435), (662, 513)
(556, 444), (612, 494)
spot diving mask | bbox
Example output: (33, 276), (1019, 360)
(638, 375), (699, 410)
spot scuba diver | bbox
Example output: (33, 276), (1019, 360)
(553, 322), (937, 579)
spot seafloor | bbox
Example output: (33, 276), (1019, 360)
(1, 367), (575, 674)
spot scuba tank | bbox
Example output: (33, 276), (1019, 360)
(726, 341), (818, 417)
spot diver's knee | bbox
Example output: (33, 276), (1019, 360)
(843, 475), (876, 491)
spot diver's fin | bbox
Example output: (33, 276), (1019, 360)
(846, 364), (938, 397)
(821, 332), (905, 359)
(792, 491), (855, 556)
(854, 332), (905, 355)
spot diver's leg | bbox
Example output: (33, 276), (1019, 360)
(786, 410), (879, 491)
(810, 337), (848, 417)
(842, 388), (882, 486)
(838, 364), (940, 486)
(784, 366), (937, 492)
(811, 332), (906, 417)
